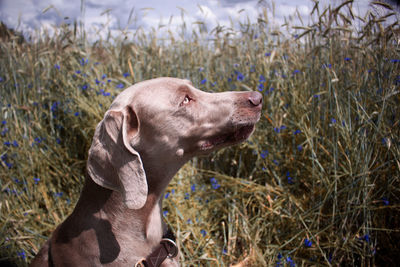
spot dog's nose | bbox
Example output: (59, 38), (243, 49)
(248, 91), (263, 106)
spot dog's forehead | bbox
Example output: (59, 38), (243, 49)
(110, 78), (193, 110)
(136, 78), (194, 98)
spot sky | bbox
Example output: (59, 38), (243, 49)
(0, 0), (397, 39)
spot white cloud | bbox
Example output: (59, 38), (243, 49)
(0, 0), (387, 39)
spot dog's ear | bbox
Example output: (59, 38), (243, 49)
(87, 107), (147, 209)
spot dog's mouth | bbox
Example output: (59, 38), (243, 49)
(199, 124), (255, 151)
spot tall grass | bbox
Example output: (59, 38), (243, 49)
(1, 1), (399, 266)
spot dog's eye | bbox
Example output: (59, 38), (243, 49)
(180, 95), (191, 106)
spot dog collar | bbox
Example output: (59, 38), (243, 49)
(135, 227), (178, 267)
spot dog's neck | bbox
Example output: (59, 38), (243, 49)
(66, 173), (171, 259)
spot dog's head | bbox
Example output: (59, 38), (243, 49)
(87, 78), (262, 209)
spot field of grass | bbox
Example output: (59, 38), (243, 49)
(1, 1), (399, 266)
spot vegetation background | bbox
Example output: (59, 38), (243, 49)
(1, 0), (399, 266)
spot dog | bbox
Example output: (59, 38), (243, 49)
(30, 77), (262, 266)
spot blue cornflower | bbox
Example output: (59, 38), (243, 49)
(293, 129), (301, 135)
(95, 78), (101, 85)
(390, 59), (399, 63)
(265, 52), (271, 56)
(4, 141), (11, 146)
(259, 75), (266, 83)
(101, 74), (107, 79)
(163, 210), (168, 216)
(17, 250), (26, 260)
(274, 126), (285, 133)
(286, 172), (294, 184)
(297, 145), (303, 152)
(116, 83), (124, 89)
(34, 137), (42, 144)
(165, 192), (170, 199)
(123, 72), (130, 78)
(273, 159), (279, 166)
(293, 69), (300, 75)
(103, 91), (110, 96)
(200, 229), (207, 237)
(344, 57), (351, 61)
(201, 79), (207, 84)
(74, 112), (80, 116)
(54, 192), (63, 198)
(191, 184), (196, 192)
(54, 64), (60, 70)
(107, 79), (112, 83)
(331, 118), (337, 124)
(81, 84), (88, 90)
(33, 177), (40, 184)
(211, 183), (220, 189)
(382, 197), (389, 205)
(75, 70), (81, 74)
(276, 253), (282, 267)
(56, 138), (61, 144)
(0, 77), (4, 82)
(184, 192), (190, 199)
(236, 71), (244, 81)
(1, 120), (6, 125)
(171, 189), (175, 194)
(286, 256), (295, 267)
(187, 218), (192, 224)
(223, 248), (227, 255)
(363, 234), (370, 242)
(304, 238), (312, 247)
(51, 102), (59, 112)
(257, 83), (264, 91)
(12, 140), (18, 147)
(1, 127), (8, 136)
(210, 177), (221, 189)
(260, 150), (268, 159)
(80, 58), (88, 66)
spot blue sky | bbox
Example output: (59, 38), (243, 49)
(0, 0), (394, 38)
